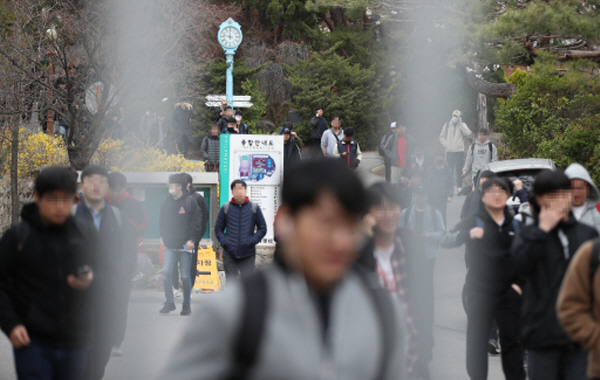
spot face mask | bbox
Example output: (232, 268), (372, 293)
(235, 116), (242, 122)
(451, 116), (459, 123)
(168, 188), (177, 196)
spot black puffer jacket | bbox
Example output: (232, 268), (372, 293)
(214, 198), (267, 258)
(512, 214), (598, 349)
(0, 203), (96, 349)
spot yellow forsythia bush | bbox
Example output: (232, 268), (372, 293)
(0, 129), (69, 177)
(94, 139), (205, 172)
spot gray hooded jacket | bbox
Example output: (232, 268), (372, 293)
(565, 163), (600, 234)
(462, 139), (498, 176)
(158, 264), (406, 380)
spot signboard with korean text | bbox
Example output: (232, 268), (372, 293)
(219, 134), (284, 247)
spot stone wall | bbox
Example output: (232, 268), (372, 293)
(0, 176), (34, 232)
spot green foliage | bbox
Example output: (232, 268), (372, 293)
(508, 68), (529, 89)
(495, 70), (600, 182)
(284, 46), (379, 149)
(240, 78), (267, 132)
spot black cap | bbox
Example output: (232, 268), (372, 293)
(282, 127), (291, 134)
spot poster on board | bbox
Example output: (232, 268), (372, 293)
(219, 134), (284, 247)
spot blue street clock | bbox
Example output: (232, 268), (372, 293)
(218, 18), (243, 106)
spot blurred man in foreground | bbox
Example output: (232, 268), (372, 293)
(159, 159), (405, 379)
(0, 167), (95, 380)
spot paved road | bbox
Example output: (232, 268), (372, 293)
(0, 152), (506, 379)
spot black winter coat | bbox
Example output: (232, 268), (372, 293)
(214, 199), (267, 258)
(0, 203), (96, 349)
(512, 214), (598, 349)
(284, 139), (301, 169)
(159, 194), (203, 249)
(442, 205), (519, 295)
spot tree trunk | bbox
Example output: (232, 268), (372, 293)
(466, 68), (517, 99)
(558, 50), (600, 61)
(10, 124), (19, 225)
(477, 93), (488, 130)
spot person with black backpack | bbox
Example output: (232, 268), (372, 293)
(462, 128), (497, 190)
(182, 173), (209, 289)
(512, 170), (598, 380)
(0, 167), (96, 380)
(557, 238), (600, 380)
(159, 159), (405, 380)
(158, 173), (202, 316)
(214, 179), (267, 279)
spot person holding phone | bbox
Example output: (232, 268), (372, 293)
(439, 110), (472, 194)
(0, 167), (96, 380)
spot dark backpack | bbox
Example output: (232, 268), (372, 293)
(229, 268), (396, 380)
(378, 132), (392, 156)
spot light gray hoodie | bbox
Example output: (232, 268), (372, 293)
(565, 163), (600, 234)
(462, 139), (498, 176)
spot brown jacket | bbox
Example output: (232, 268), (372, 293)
(557, 240), (600, 378)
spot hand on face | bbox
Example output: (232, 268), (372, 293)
(537, 191), (572, 232)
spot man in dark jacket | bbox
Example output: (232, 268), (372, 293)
(512, 170), (598, 380)
(106, 171), (147, 356)
(215, 179), (267, 279)
(442, 177), (525, 380)
(172, 102), (195, 157)
(310, 106), (327, 157)
(0, 167), (95, 380)
(75, 165), (137, 380)
(159, 173), (202, 316)
(217, 106), (233, 133)
(201, 125), (220, 172)
(427, 154), (454, 226)
(182, 173), (209, 288)
(282, 127), (301, 170)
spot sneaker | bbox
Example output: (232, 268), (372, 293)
(488, 338), (501, 355)
(111, 346), (123, 357)
(180, 303), (191, 316)
(173, 289), (182, 298)
(159, 302), (176, 314)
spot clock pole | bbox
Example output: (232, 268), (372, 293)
(226, 53), (234, 107)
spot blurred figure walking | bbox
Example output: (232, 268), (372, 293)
(439, 110), (472, 194)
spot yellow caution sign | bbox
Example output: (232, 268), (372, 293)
(193, 246), (221, 292)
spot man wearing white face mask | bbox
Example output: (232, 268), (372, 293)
(234, 110), (250, 134)
(159, 173), (202, 316)
(439, 110), (472, 194)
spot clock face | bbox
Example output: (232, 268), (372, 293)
(220, 26), (241, 48)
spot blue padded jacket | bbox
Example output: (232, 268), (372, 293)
(214, 198), (268, 259)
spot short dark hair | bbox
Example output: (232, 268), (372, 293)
(481, 177), (511, 195)
(108, 172), (127, 189)
(282, 158), (367, 217)
(477, 128), (490, 136)
(235, 110), (243, 117)
(35, 167), (78, 197)
(81, 165), (109, 182)
(231, 179), (247, 190)
(533, 170), (571, 196)
(224, 106), (232, 111)
(227, 117), (237, 124)
(168, 173), (186, 187)
(332, 116), (340, 122)
(282, 121), (293, 130)
(368, 182), (402, 208)
(315, 106), (323, 112)
(181, 173), (193, 186)
(478, 170), (497, 181)
(343, 128), (354, 137)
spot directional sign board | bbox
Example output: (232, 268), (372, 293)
(205, 95), (253, 108)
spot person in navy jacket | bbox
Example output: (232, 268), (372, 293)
(215, 180), (267, 279)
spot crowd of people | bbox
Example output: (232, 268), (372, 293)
(5, 103), (600, 380)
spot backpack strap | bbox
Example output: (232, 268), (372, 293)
(470, 143), (475, 155)
(229, 270), (268, 380)
(488, 142), (493, 161)
(589, 239), (600, 299)
(354, 268), (395, 380)
(15, 221), (30, 253)
(223, 202), (230, 216)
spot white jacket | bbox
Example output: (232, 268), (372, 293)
(439, 121), (471, 153)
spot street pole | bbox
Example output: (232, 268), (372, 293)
(226, 53), (234, 108)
